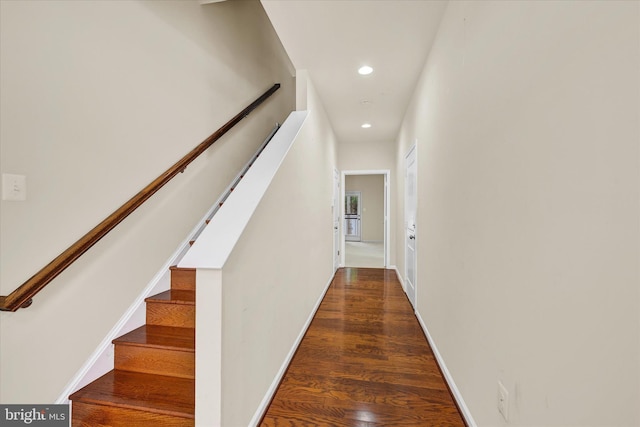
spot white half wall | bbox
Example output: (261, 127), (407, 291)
(219, 76), (338, 426)
(396, 1), (639, 426)
(181, 73), (337, 425)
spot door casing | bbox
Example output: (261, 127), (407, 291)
(333, 168), (340, 271)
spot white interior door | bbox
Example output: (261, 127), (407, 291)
(344, 191), (361, 242)
(405, 145), (417, 308)
(333, 169), (340, 271)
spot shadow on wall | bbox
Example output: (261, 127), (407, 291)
(139, 0), (295, 92)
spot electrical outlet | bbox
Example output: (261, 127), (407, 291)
(2, 173), (27, 201)
(498, 380), (509, 421)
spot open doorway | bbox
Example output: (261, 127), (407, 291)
(341, 170), (389, 268)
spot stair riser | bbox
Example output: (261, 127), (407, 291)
(72, 402), (193, 427)
(170, 268), (195, 291)
(147, 303), (195, 328)
(115, 346), (194, 379)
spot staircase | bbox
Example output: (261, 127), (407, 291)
(70, 267), (196, 426)
(68, 125), (280, 426)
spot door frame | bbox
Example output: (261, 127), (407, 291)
(341, 170), (390, 268)
(333, 168), (340, 272)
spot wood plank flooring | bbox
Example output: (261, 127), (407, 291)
(261, 268), (465, 427)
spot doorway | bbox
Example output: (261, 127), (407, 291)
(341, 170), (390, 269)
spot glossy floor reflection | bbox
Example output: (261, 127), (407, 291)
(261, 268), (465, 427)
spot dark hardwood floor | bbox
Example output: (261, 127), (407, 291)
(261, 267), (466, 427)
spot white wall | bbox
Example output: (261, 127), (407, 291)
(338, 139), (395, 172)
(345, 174), (384, 241)
(0, 0), (294, 403)
(396, 1), (639, 426)
(219, 76), (338, 425)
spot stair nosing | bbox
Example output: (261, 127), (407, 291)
(73, 396), (194, 419)
(169, 265), (195, 271)
(113, 339), (194, 352)
(145, 290), (195, 305)
(70, 370), (194, 418)
(145, 298), (195, 306)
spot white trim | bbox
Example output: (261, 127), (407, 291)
(415, 310), (477, 427)
(341, 170), (391, 268)
(248, 272), (335, 427)
(390, 265), (406, 292)
(384, 173), (390, 268)
(180, 112), (308, 269)
(333, 167), (341, 273)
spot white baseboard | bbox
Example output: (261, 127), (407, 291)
(248, 272), (335, 426)
(414, 311), (477, 427)
(391, 265), (406, 292)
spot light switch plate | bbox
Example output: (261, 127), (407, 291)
(2, 173), (27, 201)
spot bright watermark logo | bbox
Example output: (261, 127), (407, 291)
(1, 405), (69, 426)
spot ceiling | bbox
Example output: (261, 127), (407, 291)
(261, 0), (447, 145)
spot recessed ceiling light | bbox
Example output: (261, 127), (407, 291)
(358, 65), (373, 75)
(361, 123), (372, 129)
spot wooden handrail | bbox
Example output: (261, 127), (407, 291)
(0, 83), (280, 312)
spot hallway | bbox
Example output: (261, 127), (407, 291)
(261, 268), (465, 426)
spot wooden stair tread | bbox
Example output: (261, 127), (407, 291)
(70, 370), (194, 418)
(146, 290), (194, 304)
(113, 325), (194, 351)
